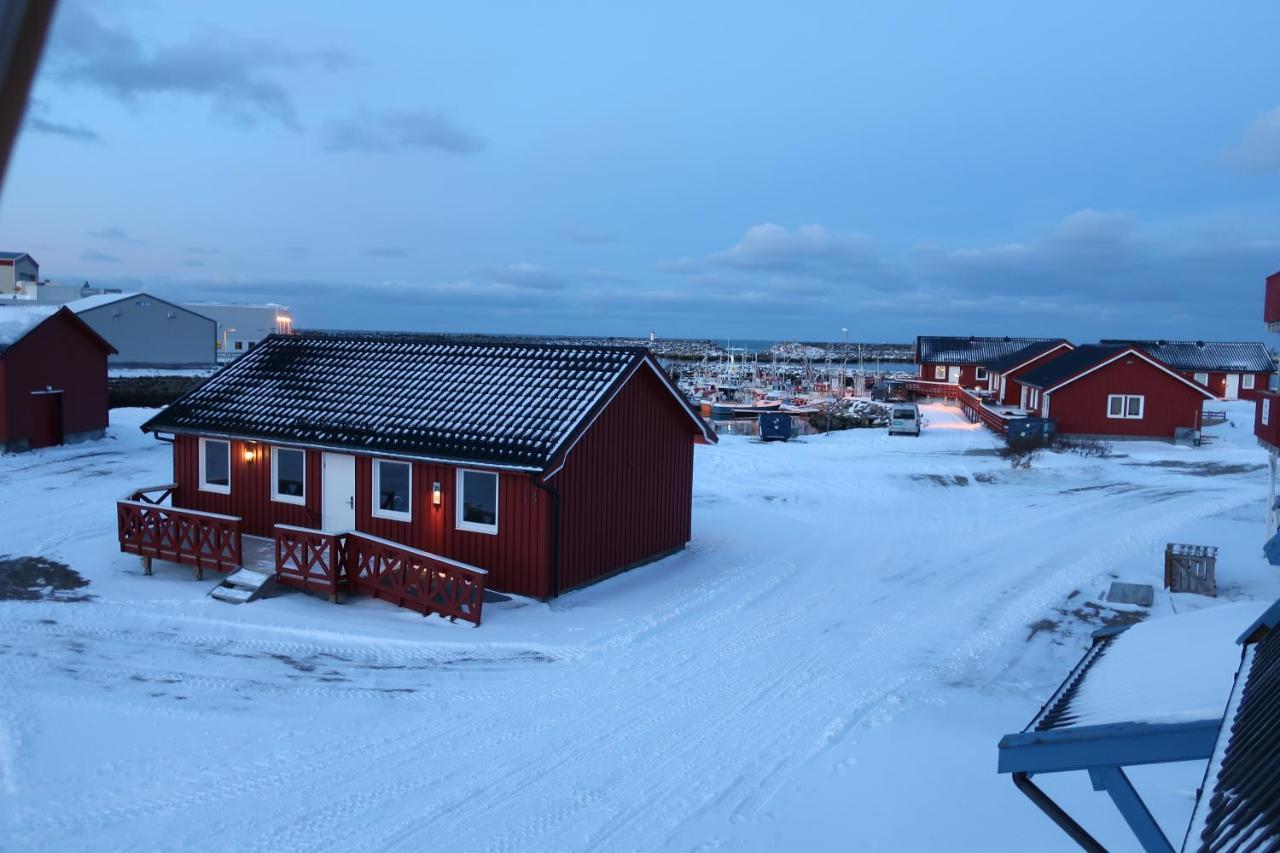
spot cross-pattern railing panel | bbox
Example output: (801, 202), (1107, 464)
(274, 524), (345, 600)
(345, 531), (487, 625)
(116, 500), (243, 575)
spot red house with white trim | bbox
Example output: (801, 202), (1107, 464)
(0, 305), (115, 452)
(1098, 339), (1274, 401)
(981, 340), (1075, 406)
(131, 333), (716, 602)
(915, 335), (1060, 389)
(1015, 344), (1214, 440)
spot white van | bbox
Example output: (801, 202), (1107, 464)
(888, 403), (921, 436)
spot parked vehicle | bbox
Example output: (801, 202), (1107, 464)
(888, 403), (921, 436)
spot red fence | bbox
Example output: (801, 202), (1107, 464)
(346, 531), (487, 625)
(117, 490), (243, 578)
(274, 524), (345, 600)
(902, 380), (1009, 436)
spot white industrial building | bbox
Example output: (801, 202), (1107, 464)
(182, 302), (293, 360)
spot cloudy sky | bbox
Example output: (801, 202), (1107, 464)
(3, 1), (1280, 343)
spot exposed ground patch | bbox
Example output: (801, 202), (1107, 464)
(0, 555), (93, 602)
(1124, 460), (1266, 477)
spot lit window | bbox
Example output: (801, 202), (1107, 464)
(456, 469), (499, 534)
(1243, 374), (1256, 390)
(199, 438), (231, 493)
(934, 365), (946, 380)
(1107, 395), (1144, 419)
(372, 460), (412, 521)
(271, 447), (306, 504)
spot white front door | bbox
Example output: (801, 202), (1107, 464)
(947, 366), (961, 384)
(1225, 374), (1240, 400)
(321, 453), (356, 532)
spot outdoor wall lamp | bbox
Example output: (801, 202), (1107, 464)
(432, 481), (442, 506)
(243, 443), (257, 463)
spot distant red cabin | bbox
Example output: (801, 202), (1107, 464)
(140, 333), (716, 600)
(1016, 345), (1214, 440)
(915, 335), (1061, 391)
(0, 306), (115, 452)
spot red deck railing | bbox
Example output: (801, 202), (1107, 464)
(274, 524), (346, 600)
(902, 380), (1009, 436)
(117, 485), (243, 578)
(346, 531), (487, 625)
(1254, 391), (1280, 452)
(118, 489), (489, 624)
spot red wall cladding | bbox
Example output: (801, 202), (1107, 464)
(553, 365), (696, 593)
(173, 436), (322, 535)
(354, 457), (551, 600)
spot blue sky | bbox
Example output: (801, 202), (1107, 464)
(3, 0), (1280, 342)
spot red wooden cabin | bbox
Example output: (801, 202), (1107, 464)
(1015, 344), (1214, 440)
(915, 335), (1059, 389)
(1099, 339), (1274, 401)
(981, 340), (1074, 406)
(128, 333), (716, 602)
(0, 305), (115, 452)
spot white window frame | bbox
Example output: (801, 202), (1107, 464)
(198, 437), (231, 494)
(371, 459), (413, 522)
(1243, 374), (1256, 390)
(1193, 372), (1209, 386)
(1263, 398), (1271, 426)
(456, 468), (499, 535)
(934, 365), (946, 380)
(975, 366), (988, 381)
(270, 446), (306, 505)
(1107, 394), (1144, 419)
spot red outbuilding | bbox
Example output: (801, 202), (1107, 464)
(0, 305), (115, 452)
(134, 333), (717, 602)
(1015, 344), (1214, 441)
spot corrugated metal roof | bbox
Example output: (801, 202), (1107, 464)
(143, 332), (711, 470)
(916, 336), (1056, 365)
(1186, 603), (1280, 852)
(1101, 340), (1276, 373)
(0, 251), (33, 262)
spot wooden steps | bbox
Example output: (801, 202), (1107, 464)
(210, 567), (275, 604)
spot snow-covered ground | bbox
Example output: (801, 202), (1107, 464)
(1, 402), (1277, 852)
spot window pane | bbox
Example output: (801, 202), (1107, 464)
(205, 441), (229, 485)
(378, 461), (411, 513)
(1108, 397), (1123, 416)
(462, 471), (498, 526)
(1244, 374), (1255, 389)
(276, 449), (304, 497)
(1127, 396), (1142, 417)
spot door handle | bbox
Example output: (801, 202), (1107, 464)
(346, 496), (354, 508)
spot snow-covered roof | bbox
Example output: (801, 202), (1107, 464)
(143, 332), (714, 470)
(916, 335), (1057, 365)
(1101, 339), (1276, 374)
(1031, 603), (1267, 732)
(0, 305), (58, 351)
(63, 291), (142, 312)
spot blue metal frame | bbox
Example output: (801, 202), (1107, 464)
(997, 719), (1220, 774)
(1088, 766), (1174, 853)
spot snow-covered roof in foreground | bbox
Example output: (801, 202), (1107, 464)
(0, 304), (58, 351)
(1035, 602), (1267, 730)
(63, 292), (142, 312)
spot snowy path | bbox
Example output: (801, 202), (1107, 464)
(1, 403), (1277, 851)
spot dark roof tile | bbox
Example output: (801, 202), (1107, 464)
(916, 335), (1057, 366)
(1100, 340), (1275, 374)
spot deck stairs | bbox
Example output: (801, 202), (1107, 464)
(210, 567), (276, 604)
